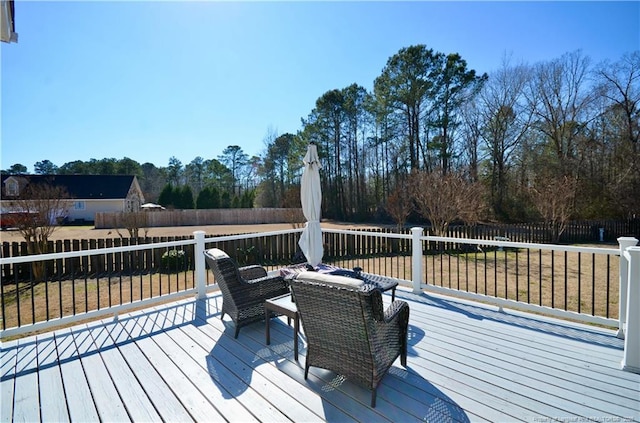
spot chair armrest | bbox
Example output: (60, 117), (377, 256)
(239, 265), (268, 280)
(248, 274), (289, 298)
(383, 300), (410, 325)
(367, 299), (409, 360)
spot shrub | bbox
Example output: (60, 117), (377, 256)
(161, 249), (186, 272)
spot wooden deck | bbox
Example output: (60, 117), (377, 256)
(1, 288), (639, 422)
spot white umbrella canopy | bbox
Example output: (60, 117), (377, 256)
(298, 143), (323, 267)
(140, 203), (165, 210)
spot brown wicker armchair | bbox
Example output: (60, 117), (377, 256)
(204, 248), (289, 338)
(289, 277), (410, 407)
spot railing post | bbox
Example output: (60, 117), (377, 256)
(411, 227), (424, 294)
(622, 246), (640, 373)
(194, 231), (206, 300)
(617, 237), (638, 338)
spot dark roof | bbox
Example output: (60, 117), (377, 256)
(1, 175), (137, 200)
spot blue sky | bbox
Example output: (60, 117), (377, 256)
(1, 1), (639, 173)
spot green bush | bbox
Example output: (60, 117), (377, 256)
(161, 249), (186, 272)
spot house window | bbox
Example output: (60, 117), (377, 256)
(74, 201), (85, 210)
(6, 181), (18, 196)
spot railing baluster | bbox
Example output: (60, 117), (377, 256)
(538, 249), (542, 307)
(474, 248), (478, 294)
(515, 249), (519, 302)
(551, 251), (555, 309)
(504, 249), (508, 300)
(592, 254), (596, 316)
(606, 255), (610, 319)
(526, 249), (530, 304)
(493, 249), (499, 298)
(43, 262), (49, 321)
(57, 263), (62, 319)
(564, 251), (568, 311)
(17, 270), (22, 327)
(578, 253), (581, 314)
(484, 249), (488, 296)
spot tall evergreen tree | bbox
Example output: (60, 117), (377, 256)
(196, 186), (212, 209)
(220, 191), (231, 208)
(34, 160), (59, 175)
(177, 185), (194, 209)
(157, 184), (175, 208)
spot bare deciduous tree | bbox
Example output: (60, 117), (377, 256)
(410, 169), (485, 236)
(596, 52), (640, 218)
(529, 175), (577, 242)
(479, 57), (533, 219)
(528, 50), (594, 176)
(7, 182), (69, 280)
(385, 184), (413, 232)
(281, 185), (304, 229)
(115, 211), (149, 239)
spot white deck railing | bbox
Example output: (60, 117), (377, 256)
(1, 228), (638, 373)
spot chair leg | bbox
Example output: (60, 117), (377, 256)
(401, 337), (408, 366)
(234, 325), (240, 339)
(371, 388), (377, 408)
(304, 361), (310, 380)
(220, 312), (225, 321)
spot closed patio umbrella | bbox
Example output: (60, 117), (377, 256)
(298, 143), (323, 267)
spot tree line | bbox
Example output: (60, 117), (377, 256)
(299, 47), (639, 229)
(2, 146), (261, 210)
(3, 46), (639, 230)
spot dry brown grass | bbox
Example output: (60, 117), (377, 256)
(0, 221), (388, 242)
(334, 246), (619, 319)
(1, 270), (199, 332)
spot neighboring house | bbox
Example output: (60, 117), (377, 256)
(1, 175), (145, 223)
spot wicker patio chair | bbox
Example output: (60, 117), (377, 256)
(204, 248), (289, 338)
(289, 277), (410, 407)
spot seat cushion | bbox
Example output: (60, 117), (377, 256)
(206, 248), (229, 260)
(295, 271), (364, 289)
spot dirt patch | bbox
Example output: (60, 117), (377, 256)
(0, 221), (393, 242)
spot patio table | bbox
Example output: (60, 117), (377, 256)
(280, 263), (398, 301)
(265, 293), (300, 360)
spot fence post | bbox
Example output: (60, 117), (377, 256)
(617, 237), (638, 338)
(411, 227), (424, 294)
(194, 231), (206, 300)
(622, 246), (640, 373)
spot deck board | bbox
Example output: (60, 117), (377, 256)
(193, 313), (357, 423)
(1, 288), (639, 423)
(35, 334), (69, 423)
(12, 338), (40, 423)
(411, 312), (638, 415)
(71, 327), (130, 422)
(165, 322), (290, 422)
(180, 322), (321, 422)
(53, 329), (100, 422)
(0, 340), (17, 422)
(121, 320), (225, 422)
(116, 339), (195, 422)
(89, 322), (163, 422)
(408, 294), (639, 420)
(143, 319), (260, 422)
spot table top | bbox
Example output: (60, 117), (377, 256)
(279, 263), (340, 279)
(281, 264), (398, 292)
(265, 293), (297, 313)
